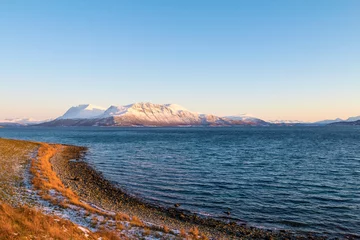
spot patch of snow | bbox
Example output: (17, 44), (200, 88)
(0, 118), (51, 125)
(101, 105), (129, 117)
(346, 115), (360, 122)
(101, 102), (203, 124)
(58, 104), (106, 119)
(267, 119), (307, 124)
(78, 226), (90, 238)
(164, 104), (188, 112)
(48, 102), (268, 126)
(313, 118), (344, 125)
(224, 114), (260, 121)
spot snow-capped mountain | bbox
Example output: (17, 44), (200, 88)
(39, 102), (269, 127)
(329, 120), (360, 126)
(0, 118), (51, 126)
(224, 114), (258, 121)
(312, 116), (360, 125)
(4, 103), (360, 127)
(346, 115), (360, 122)
(106, 102), (231, 126)
(58, 104), (106, 119)
(224, 114), (268, 125)
(268, 120), (307, 124)
(313, 118), (344, 125)
(327, 115), (360, 126)
(101, 103), (193, 119)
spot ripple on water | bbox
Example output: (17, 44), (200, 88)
(1, 126), (360, 237)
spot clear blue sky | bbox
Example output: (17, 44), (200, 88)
(1, 0), (359, 121)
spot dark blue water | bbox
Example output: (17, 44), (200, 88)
(1, 126), (359, 237)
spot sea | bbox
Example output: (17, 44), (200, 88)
(1, 126), (359, 237)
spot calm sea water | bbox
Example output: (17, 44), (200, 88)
(1, 126), (359, 237)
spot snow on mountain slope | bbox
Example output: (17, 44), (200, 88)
(346, 116), (360, 122)
(102, 102), (190, 118)
(224, 114), (268, 126)
(313, 118), (343, 125)
(39, 102), (269, 127)
(0, 118), (50, 125)
(312, 115), (360, 125)
(224, 114), (261, 121)
(103, 102), (221, 126)
(164, 104), (189, 112)
(58, 104), (106, 119)
(325, 115), (360, 125)
(101, 105), (129, 117)
(268, 120), (307, 124)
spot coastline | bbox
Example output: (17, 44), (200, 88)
(49, 142), (323, 239)
(0, 137), (327, 239)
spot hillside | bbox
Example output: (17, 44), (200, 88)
(329, 120), (360, 126)
(39, 102), (269, 127)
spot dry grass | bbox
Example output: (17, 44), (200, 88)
(189, 227), (200, 238)
(130, 215), (144, 227)
(116, 222), (126, 231)
(115, 212), (131, 222)
(29, 143), (107, 215)
(0, 138), (210, 240)
(162, 225), (170, 233)
(0, 139), (123, 240)
(0, 202), (122, 240)
(185, 226), (209, 240)
(143, 227), (151, 236)
(97, 227), (122, 240)
(0, 139), (38, 203)
(180, 228), (187, 238)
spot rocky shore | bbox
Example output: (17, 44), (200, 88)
(49, 144), (327, 240)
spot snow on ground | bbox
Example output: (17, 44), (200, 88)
(23, 165), (185, 239)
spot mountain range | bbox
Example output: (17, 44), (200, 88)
(0, 118), (50, 127)
(1, 103), (359, 127)
(37, 103), (269, 127)
(328, 119), (360, 126)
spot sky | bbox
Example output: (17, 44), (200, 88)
(0, 0), (359, 122)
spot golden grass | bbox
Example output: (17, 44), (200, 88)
(189, 226), (200, 239)
(130, 215), (144, 227)
(0, 139), (124, 239)
(143, 227), (151, 236)
(185, 226), (209, 240)
(115, 212), (131, 222)
(97, 227), (123, 240)
(180, 228), (187, 238)
(0, 139), (38, 203)
(116, 222), (126, 231)
(29, 143), (108, 215)
(162, 225), (170, 233)
(0, 138), (210, 239)
(0, 202), (122, 240)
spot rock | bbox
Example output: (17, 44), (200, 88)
(174, 203), (181, 208)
